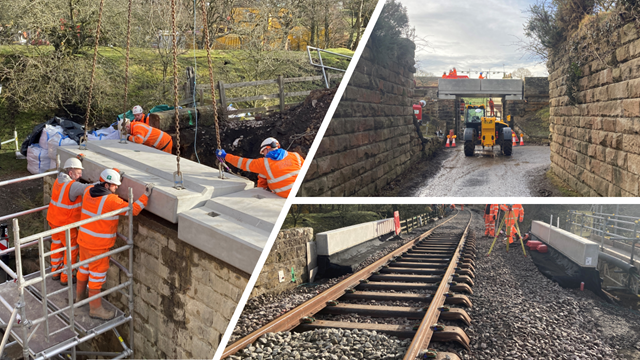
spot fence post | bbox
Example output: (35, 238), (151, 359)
(278, 75), (285, 113)
(218, 80), (227, 119)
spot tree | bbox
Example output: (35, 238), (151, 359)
(512, 68), (532, 79)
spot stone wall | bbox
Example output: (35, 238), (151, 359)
(250, 228), (313, 298)
(106, 213), (249, 358)
(300, 37), (422, 197)
(548, 21), (640, 196)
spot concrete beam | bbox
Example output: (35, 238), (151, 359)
(58, 140), (253, 223)
(316, 218), (395, 256)
(531, 221), (599, 268)
(56, 140), (286, 274)
(438, 79), (523, 99)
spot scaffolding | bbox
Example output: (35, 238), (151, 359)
(566, 210), (639, 296)
(0, 172), (135, 359)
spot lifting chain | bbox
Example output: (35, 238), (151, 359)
(120, 0), (133, 144)
(170, 0), (184, 189)
(80, 0), (106, 150)
(200, 0), (225, 179)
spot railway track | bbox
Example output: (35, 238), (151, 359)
(224, 210), (476, 360)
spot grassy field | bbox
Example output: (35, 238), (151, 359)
(0, 45), (354, 149)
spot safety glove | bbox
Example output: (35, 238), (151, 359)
(144, 183), (154, 196)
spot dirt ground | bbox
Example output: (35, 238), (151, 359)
(174, 88), (336, 183)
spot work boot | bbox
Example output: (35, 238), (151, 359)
(75, 280), (88, 304)
(60, 274), (76, 286)
(88, 289), (115, 320)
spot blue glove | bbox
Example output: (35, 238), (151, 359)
(216, 149), (227, 159)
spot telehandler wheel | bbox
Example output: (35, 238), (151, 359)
(502, 140), (512, 156)
(464, 141), (474, 157)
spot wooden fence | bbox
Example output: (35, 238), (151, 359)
(180, 73), (343, 119)
(399, 212), (442, 234)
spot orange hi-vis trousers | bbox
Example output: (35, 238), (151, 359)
(49, 224), (78, 282)
(77, 246), (110, 290)
(484, 215), (495, 236)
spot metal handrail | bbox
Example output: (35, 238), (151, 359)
(0, 188), (137, 359)
(0, 171), (59, 188)
(18, 205), (129, 244)
(0, 130), (19, 149)
(306, 46), (352, 88)
(0, 206), (49, 223)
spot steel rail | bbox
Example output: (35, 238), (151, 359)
(223, 211), (463, 358)
(403, 211), (472, 360)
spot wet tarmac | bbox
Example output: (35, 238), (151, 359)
(412, 145), (551, 197)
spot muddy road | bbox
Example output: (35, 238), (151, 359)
(406, 145), (552, 197)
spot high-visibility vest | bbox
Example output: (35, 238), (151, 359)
(226, 151), (303, 198)
(128, 122), (172, 153)
(490, 204), (500, 218)
(47, 179), (83, 227)
(134, 114), (150, 125)
(500, 205), (517, 226)
(512, 204), (524, 222)
(77, 188), (147, 250)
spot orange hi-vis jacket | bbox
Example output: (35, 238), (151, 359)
(134, 114), (150, 125)
(128, 122), (172, 153)
(500, 204), (523, 225)
(47, 178), (83, 227)
(226, 150), (303, 198)
(512, 204), (524, 222)
(490, 204), (500, 219)
(77, 186), (147, 250)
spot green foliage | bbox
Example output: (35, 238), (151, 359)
(566, 60), (583, 105)
(524, 1), (564, 51)
(369, 0), (414, 66)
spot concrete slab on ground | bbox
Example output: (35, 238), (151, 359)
(316, 218), (395, 256)
(531, 221), (599, 268)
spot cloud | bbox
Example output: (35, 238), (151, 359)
(402, 0), (549, 77)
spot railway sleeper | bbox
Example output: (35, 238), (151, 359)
(378, 266), (474, 279)
(431, 325), (471, 351)
(438, 307), (472, 326)
(421, 351), (461, 360)
(357, 282), (473, 295)
(295, 320), (416, 338)
(340, 291), (473, 308)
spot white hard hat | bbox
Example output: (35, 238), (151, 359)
(260, 137), (280, 152)
(419, 100), (426, 107)
(132, 105), (143, 115)
(63, 158), (83, 170)
(100, 169), (121, 186)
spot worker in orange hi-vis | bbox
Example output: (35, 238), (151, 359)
(442, 72), (447, 78)
(131, 105), (150, 125)
(217, 137), (303, 198)
(125, 120), (173, 154)
(76, 169), (152, 320)
(46, 156), (93, 286)
(452, 67), (458, 77)
(479, 72), (485, 79)
(483, 204), (493, 236)
(489, 204), (500, 236)
(500, 204), (522, 244)
(489, 98), (495, 116)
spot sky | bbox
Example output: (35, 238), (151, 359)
(401, 0), (549, 77)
